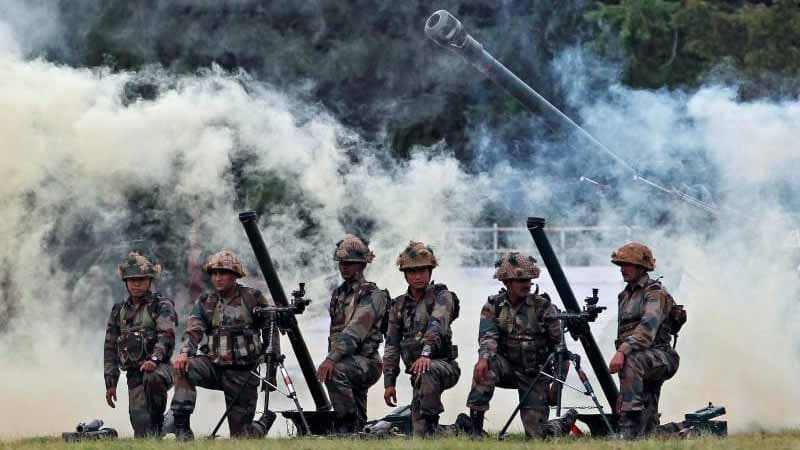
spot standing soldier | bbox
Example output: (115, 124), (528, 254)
(466, 252), (562, 439)
(608, 243), (681, 439)
(383, 241), (460, 437)
(104, 252), (177, 438)
(317, 235), (389, 433)
(170, 250), (279, 440)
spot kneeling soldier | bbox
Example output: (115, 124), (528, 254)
(171, 250), (279, 440)
(383, 241), (460, 437)
(466, 252), (562, 438)
(608, 243), (681, 439)
(317, 235), (389, 433)
(104, 252), (177, 437)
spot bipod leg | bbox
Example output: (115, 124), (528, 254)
(574, 366), (615, 435)
(277, 360), (311, 435)
(497, 352), (555, 440)
(209, 365), (258, 439)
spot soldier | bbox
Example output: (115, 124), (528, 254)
(170, 250), (279, 440)
(383, 241), (460, 437)
(317, 235), (389, 433)
(104, 252), (177, 438)
(608, 243), (681, 439)
(466, 252), (562, 439)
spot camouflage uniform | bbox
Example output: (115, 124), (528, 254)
(171, 250), (280, 438)
(384, 241), (460, 436)
(466, 289), (561, 437)
(466, 252), (562, 438)
(104, 253), (177, 437)
(384, 284), (460, 436)
(325, 235), (388, 432)
(611, 243), (680, 438)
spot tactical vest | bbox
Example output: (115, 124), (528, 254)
(328, 280), (387, 358)
(204, 288), (263, 366)
(616, 278), (677, 352)
(394, 284), (459, 365)
(117, 295), (160, 370)
(491, 292), (553, 371)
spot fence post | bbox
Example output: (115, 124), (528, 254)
(493, 223), (498, 258)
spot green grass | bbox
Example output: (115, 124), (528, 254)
(3, 432), (800, 450)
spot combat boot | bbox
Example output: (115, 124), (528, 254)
(173, 413), (194, 441)
(334, 414), (357, 434)
(618, 411), (643, 440)
(423, 414), (439, 437)
(247, 410), (277, 438)
(148, 412), (164, 438)
(469, 409), (485, 439)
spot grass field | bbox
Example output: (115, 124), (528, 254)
(3, 432), (800, 450)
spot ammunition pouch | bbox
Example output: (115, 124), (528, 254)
(400, 336), (458, 367)
(118, 330), (156, 370)
(399, 337), (422, 367)
(208, 327), (262, 366)
(500, 336), (549, 373)
(668, 304), (687, 335)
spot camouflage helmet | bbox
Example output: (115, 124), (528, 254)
(493, 252), (541, 281)
(396, 241), (438, 271)
(117, 252), (161, 280)
(611, 242), (655, 271)
(203, 249), (246, 278)
(333, 234), (374, 264)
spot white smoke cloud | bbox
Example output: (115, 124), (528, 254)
(558, 55), (800, 431)
(2, 6), (799, 440)
(0, 24), (493, 437)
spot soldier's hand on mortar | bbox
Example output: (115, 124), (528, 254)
(174, 353), (189, 373)
(140, 360), (157, 373)
(105, 387), (117, 408)
(608, 351), (625, 374)
(473, 357), (489, 382)
(317, 358), (336, 383)
(384, 386), (397, 407)
(410, 356), (431, 376)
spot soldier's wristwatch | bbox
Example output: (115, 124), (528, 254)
(150, 355), (160, 363)
(420, 350), (432, 358)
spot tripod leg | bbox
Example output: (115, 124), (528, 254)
(497, 353), (555, 440)
(262, 355), (278, 411)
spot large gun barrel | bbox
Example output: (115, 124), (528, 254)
(424, 10), (630, 172)
(239, 211), (331, 411)
(425, 10), (718, 215)
(527, 217), (619, 411)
